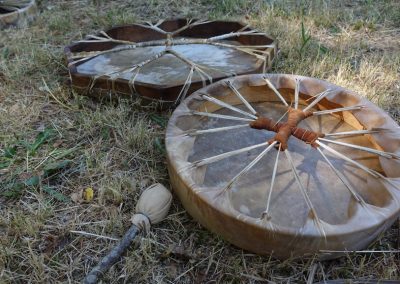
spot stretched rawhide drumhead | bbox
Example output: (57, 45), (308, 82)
(64, 19), (277, 104)
(0, 0), (37, 28)
(166, 73), (400, 259)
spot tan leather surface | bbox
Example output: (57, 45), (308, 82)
(0, 0), (37, 28)
(166, 73), (400, 259)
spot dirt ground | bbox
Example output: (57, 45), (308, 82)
(0, 0), (399, 283)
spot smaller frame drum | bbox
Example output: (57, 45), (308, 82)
(166, 74), (400, 259)
(0, 0), (37, 28)
(64, 19), (277, 105)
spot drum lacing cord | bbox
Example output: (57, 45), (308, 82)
(249, 107), (325, 150)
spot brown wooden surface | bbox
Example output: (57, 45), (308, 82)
(64, 19), (277, 104)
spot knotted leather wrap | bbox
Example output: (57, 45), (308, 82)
(249, 108), (324, 149)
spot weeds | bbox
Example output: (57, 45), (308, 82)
(0, 127), (77, 200)
(299, 21), (312, 55)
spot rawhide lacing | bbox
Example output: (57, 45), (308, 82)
(249, 108), (325, 150)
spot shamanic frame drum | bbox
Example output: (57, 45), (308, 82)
(64, 19), (277, 104)
(166, 73), (400, 259)
(0, 0), (37, 28)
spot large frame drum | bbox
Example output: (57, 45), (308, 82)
(166, 74), (400, 259)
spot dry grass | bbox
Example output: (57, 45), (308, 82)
(0, 0), (399, 283)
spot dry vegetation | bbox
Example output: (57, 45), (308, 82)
(1, 0), (399, 283)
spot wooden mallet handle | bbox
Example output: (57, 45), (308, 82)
(83, 184), (172, 284)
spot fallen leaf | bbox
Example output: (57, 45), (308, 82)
(71, 189), (84, 203)
(71, 187), (94, 203)
(161, 244), (194, 261)
(40, 234), (70, 255)
(52, 140), (64, 148)
(84, 187), (94, 202)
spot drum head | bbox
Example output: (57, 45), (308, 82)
(166, 74), (400, 259)
(65, 19), (277, 104)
